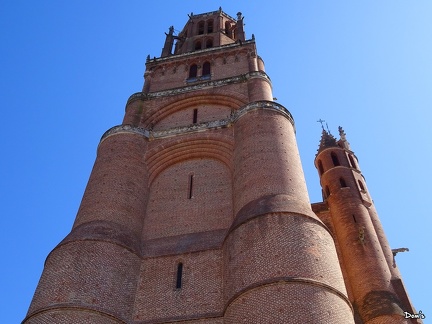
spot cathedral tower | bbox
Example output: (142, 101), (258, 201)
(24, 9), (418, 324)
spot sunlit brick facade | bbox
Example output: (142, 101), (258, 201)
(24, 9), (420, 324)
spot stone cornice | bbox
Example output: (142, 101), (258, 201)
(102, 101), (295, 144)
(126, 71), (271, 106)
(146, 39), (255, 65)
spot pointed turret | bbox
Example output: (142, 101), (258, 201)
(317, 128), (338, 154)
(314, 126), (420, 323)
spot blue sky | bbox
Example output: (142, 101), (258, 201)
(1, 1), (431, 322)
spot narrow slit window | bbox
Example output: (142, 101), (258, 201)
(331, 152), (340, 166)
(188, 174), (194, 199)
(193, 109), (198, 124)
(176, 262), (183, 289)
(358, 180), (365, 191)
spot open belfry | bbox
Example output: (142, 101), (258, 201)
(24, 9), (420, 324)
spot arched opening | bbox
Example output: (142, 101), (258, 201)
(205, 38), (213, 49)
(194, 41), (202, 51)
(189, 64), (198, 78)
(349, 155), (357, 169)
(207, 19), (213, 33)
(331, 152), (340, 166)
(318, 160), (324, 175)
(198, 21), (205, 35)
(202, 61), (211, 76)
(340, 177), (347, 188)
(225, 21), (232, 37)
(358, 180), (365, 191)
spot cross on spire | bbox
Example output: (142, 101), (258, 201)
(317, 119), (325, 130)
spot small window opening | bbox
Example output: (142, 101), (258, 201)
(207, 20), (213, 33)
(193, 109), (198, 124)
(225, 22), (232, 37)
(189, 64), (198, 78)
(194, 41), (202, 51)
(353, 215), (357, 223)
(331, 152), (340, 166)
(325, 186), (330, 198)
(205, 38), (213, 49)
(176, 262), (183, 289)
(198, 21), (205, 35)
(349, 155), (357, 169)
(202, 61), (211, 76)
(358, 180), (365, 191)
(188, 174), (194, 199)
(340, 178), (347, 188)
(318, 160), (324, 175)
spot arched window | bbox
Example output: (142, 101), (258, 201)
(198, 21), (205, 35)
(225, 21), (232, 37)
(194, 41), (202, 51)
(202, 62), (211, 76)
(189, 64), (198, 78)
(205, 38), (213, 48)
(207, 20), (213, 33)
(358, 180), (365, 191)
(318, 160), (324, 175)
(331, 152), (340, 166)
(340, 178), (347, 188)
(349, 155), (357, 169)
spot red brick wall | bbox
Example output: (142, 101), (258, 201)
(133, 250), (223, 323)
(143, 157), (233, 240)
(233, 109), (311, 215)
(153, 104), (231, 130)
(73, 133), (149, 240)
(224, 282), (353, 324)
(26, 240), (140, 323)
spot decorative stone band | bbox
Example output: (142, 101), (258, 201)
(126, 71), (271, 106)
(101, 101), (295, 143)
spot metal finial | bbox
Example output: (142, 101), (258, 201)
(317, 119), (325, 130)
(326, 122), (331, 134)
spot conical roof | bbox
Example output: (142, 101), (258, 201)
(317, 129), (338, 154)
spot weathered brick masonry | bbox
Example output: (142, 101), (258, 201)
(24, 9), (420, 324)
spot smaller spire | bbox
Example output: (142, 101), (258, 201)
(317, 129), (338, 154)
(338, 126), (351, 150)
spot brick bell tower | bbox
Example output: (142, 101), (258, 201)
(313, 127), (421, 324)
(24, 9), (418, 324)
